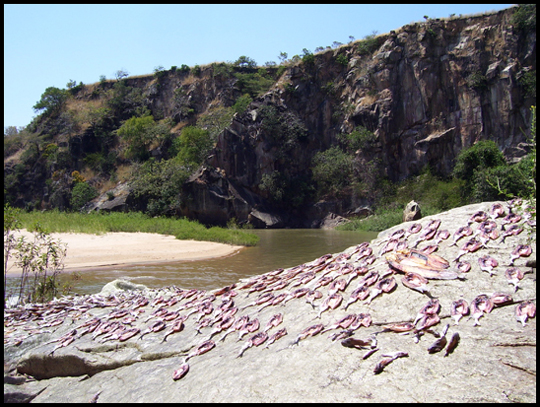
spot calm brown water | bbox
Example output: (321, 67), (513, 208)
(14, 229), (378, 296)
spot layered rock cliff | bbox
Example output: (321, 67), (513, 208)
(4, 6), (535, 227)
(183, 6), (536, 226)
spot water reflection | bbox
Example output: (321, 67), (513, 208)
(52, 229), (378, 295)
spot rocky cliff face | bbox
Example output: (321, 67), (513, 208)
(182, 7), (535, 226)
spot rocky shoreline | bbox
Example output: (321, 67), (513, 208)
(4, 201), (536, 403)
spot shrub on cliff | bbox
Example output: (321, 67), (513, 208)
(312, 146), (353, 198)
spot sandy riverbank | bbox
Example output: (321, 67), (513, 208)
(5, 230), (244, 276)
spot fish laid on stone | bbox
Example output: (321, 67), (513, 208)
(139, 320), (166, 340)
(344, 286), (370, 311)
(341, 336), (376, 350)
(444, 332), (460, 357)
(489, 203), (506, 219)
(468, 211), (488, 225)
(450, 299), (469, 325)
(290, 324), (324, 346)
(263, 313), (283, 333)
(427, 324), (449, 354)
(328, 278), (347, 296)
(414, 299), (441, 325)
(184, 340), (215, 363)
(365, 277), (396, 304)
(264, 327), (288, 348)
(218, 315), (250, 342)
(258, 293), (287, 312)
(375, 321), (415, 335)
(490, 292), (513, 307)
(509, 244), (533, 265)
(433, 229), (450, 246)
(240, 292), (274, 311)
(401, 272), (430, 296)
(204, 315), (235, 340)
(329, 329), (354, 342)
(499, 224), (524, 243)
(505, 267), (525, 292)
(237, 318), (260, 341)
(450, 225), (473, 247)
(374, 351), (409, 374)
(478, 255), (498, 276)
(456, 261), (471, 273)
(515, 301), (536, 327)
(404, 223), (422, 240)
(172, 363), (190, 381)
(501, 212), (522, 225)
(470, 294), (493, 326)
(305, 290), (323, 308)
(454, 238), (483, 262)
(317, 293), (343, 319)
(321, 314), (358, 334)
(387, 252), (460, 280)
(237, 331), (268, 358)
(282, 287), (310, 305)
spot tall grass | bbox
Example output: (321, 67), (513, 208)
(17, 211), (259, 246)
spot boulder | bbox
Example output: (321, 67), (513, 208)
(403, 200), (422, 222)
(319, 212), (350, 229)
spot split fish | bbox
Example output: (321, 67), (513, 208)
(499, 224), (524, 243)
(258, 293), (287, 312)
(321, 314), (358, 334)
(237, 318), (260, 341)
(401, 272), (430, 296)
(450, 299), (469, 325)
(328, 278), (347, 296)
(317, 293), (343, 319)
(366, 277), (396, 304)
(468, 211), (488, 225)
(184, 340), (215, 363)
(172, 363), (189, 381)
(490, 292), (513, 307)
(456, 261), (471, 273)
(427, 324), (449, 354)
(290, 323), (324, 346)
(454, 238), (483, 262)
(344, 286), (370, 310)
(515, 301), (536, 327)
(264, 327), (288, 348)
(478, 255), (498, 276)
(509, 244), (532, 265)
(505, 267), (524, 292)
(450, 226), (473, 247)
(489, 203), (506, 219)
(263, 313), (283, 333)
(305, 290), (323, 308)
(375, 321), (415, 335)
(162, 318), (185, 342)
(237, 331), (268, 358)
(413, 299), (440, 326)
(470, 294), (493, 326)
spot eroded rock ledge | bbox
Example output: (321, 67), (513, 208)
(4, 201), (536, 403)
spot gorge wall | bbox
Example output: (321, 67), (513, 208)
(4, 6), (536, 227)
(182, 6), (536, 226)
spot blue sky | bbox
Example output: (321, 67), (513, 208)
(4, 4), (513, 130)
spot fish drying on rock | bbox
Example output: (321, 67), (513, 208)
(450, 299), (470, 325)
(501, 212), (522, 225)
(444, 332), (460, 357)
(237, 318), (260, 341)
(290, 324), (324, 347)
(264, 328), (288, 348)
(263, 313), (283, 333)
(328, 278), (347, 296)
(329, 329), (355, 342)
(454, 238), (483, 262)
(456, 261), (471, 273)
(317, 293), (343, 319)
(470, 294), (494, 326)
(505, 267), (525, 292)
(240, 292), (274, 311)
(478, 255), (499, 276)
(489, 203), (506, 219)
(490, 292), (513, 307)
(365, 277), (397, 304)
(386, 250), (461, 280)
(344, 286), (370, 311)
(433, 229), (450, 246)
(184, 340), (216, 363)
(282, 288), (310, 305)
(341, 336), (376, 350)
(509, 244), (533, 265)
(427, 324), (449, 354)
(237, 331), (268, 358)
(404, 222), (422, 240)
(450, 225), (473, 247)
(413, 299), (440, 326)
(321, 314), (358, 334)
(401, 272), (430, 296)
(258, 293), (287, 312)
(411, 220), (440, 248)
(374, 321), (415, 335)
(305, 290), (323, 308)
(139, 320), (166, 340)
(468, 211), (488, 225)
(374, 351), (409, 374)
(172, 363), (190, 381)
(515, 301), (536, 327)
(218, 315), (250, 342)
(499, 224), (524, 243)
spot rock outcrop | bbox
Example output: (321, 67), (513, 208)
(182, 6), (536, 225)
(4, 200), (536, 402)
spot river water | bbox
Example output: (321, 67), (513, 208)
(48, 229), (378, 296)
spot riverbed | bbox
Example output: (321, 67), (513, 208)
(48, 228), (377, 295)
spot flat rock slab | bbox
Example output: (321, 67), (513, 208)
(4, 201), (536, 403)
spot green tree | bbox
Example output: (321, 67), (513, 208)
(173, 126), (213, 166)
(117, 115), (159, 161)
(70, 182), (98, 211)
(452, 140), (506, 182)
(33, 87), (68, 117)
(312, 146), (353, 197)
(234, 56), (257, 69)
